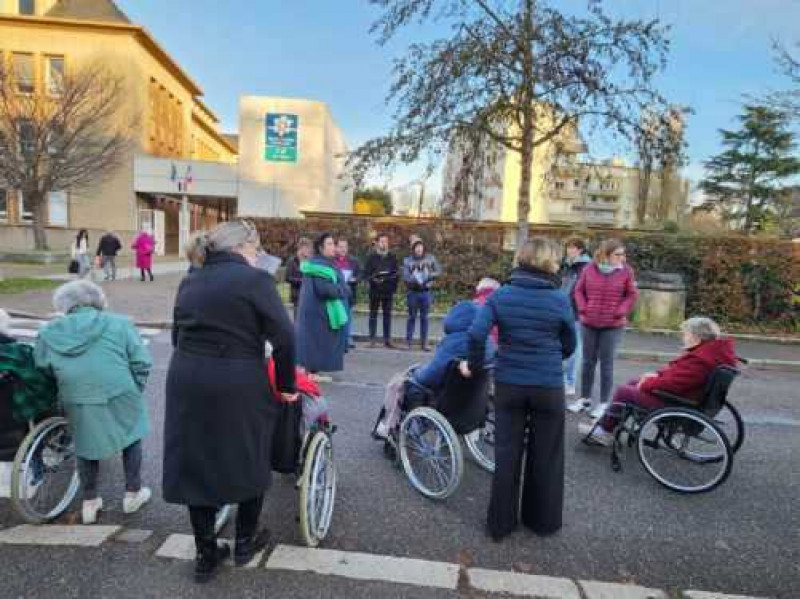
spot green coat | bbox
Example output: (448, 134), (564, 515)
(34, 308), (152, 460)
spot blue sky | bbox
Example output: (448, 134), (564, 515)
(117, 0), (800, 189)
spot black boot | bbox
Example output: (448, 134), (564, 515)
(189, 506), (230, 583)
(234, 495), (269, 566)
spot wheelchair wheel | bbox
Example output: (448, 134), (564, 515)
(399, 407), (463, 500)
(463, 398), (495, 473)
(298, 430), (336, 547)
(11, 417), (80, 523)
(637, 408), (732, 494)
(711, 401), (744, 454)
(215, 504), (232, 534)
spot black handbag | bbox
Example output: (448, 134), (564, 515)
(68, 259), (79, 274)
(271, 399), (302, 474)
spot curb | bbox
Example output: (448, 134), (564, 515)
(7, 313), (800, 373)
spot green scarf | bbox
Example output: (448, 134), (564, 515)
(300, 261), (349, 331)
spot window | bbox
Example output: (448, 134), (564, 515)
(12, 53), (34, 94)
(18, 0), (35, 15)
(18, 192), (33, 223)
(45, 56), (65, 96)
(18, 119), (35, 156)
(554, 181), (565, 191)
(48, 191), (68, 227)
(0, 189), (7, 220)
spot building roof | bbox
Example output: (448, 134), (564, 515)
(222, 134), (239, 152)
(46, 0), (131, 24)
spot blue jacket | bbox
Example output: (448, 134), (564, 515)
(413, 301), (494, 392)
(468, 268), (576, 388)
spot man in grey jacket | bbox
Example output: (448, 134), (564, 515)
(403, 239), (441, 351)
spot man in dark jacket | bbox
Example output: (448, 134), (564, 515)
(560, 237), (592, 396)
(363, 233), (399, 348)
(96, 231), (122, 281)
(285, 237), (312, 319)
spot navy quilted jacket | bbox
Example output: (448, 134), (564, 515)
(468, 267), (576, 388)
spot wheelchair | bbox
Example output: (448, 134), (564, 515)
(587, 364), (745, 494)
(215, 391), (336, 547)
(377, 361), (495, 500)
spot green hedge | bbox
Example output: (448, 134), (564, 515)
(254, 217), (799, 333)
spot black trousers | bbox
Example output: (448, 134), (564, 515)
(368, 293), (394, 341)
(188, 493), (264, 551)
(488, 383), (565, 538)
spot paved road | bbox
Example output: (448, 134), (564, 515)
(0, 335), (798, 597)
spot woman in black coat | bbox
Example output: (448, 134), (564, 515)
(163, 220), (297, 583)
(295, 232), (350, 374)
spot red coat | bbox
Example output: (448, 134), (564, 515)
(574, 263), (638, 329)
(639, 338), (738, 403)
(131, 233), (155, 270)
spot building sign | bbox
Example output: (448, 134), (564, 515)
(265, 113), (298, 162)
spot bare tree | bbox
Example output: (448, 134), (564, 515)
(0, 60), (134, 250)
(634, 105), (689, 226)
(348, 0), (672, 246)
(767, 39), (799, 121)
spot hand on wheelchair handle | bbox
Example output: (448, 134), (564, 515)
(458, 361), (472, 378)
(280, 392), (300, 403)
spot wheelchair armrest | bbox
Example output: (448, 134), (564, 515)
(652, 390), (698, 409)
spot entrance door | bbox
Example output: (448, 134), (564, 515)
(154, 210), (166, 256)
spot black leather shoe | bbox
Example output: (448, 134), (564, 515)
(194, 542), (230, 583)
(234, 529), (270, 566)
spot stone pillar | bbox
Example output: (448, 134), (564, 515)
(631, 271), (686, 330)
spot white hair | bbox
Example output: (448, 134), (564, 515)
(53, 280), (108, 314)
(0, 309), (9, 335)
(476, 277), (501, 293)
(192, 220), (260, 263)
(681, 316), (721, 341)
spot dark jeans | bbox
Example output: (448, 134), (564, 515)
(406, 291), (432, 344)
(78, 440), (142, 501)
(369, 293), (394, 341)
(101, 256), (117, 280)
(140, 268), (154, 282)
(580, 325), (623, 405)
(188, 494), (264, 550)
(489, 383), (565, 539)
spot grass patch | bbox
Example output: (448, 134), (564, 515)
(0, 278), (60, 295)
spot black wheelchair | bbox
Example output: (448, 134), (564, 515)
(375, 361), (495, 500)
(586, 363), (745, 494)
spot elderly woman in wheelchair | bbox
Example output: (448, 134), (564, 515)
(372, 300), (496, 499)
(579, 316), (745, 493)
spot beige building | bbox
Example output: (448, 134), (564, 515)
(442, 119), (689, 229)
(0, 0), (237, 253)
(237, 96), (352, 218)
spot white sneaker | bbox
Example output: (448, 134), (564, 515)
(123, 487), (152, 514)
(589, 403), (609, 420)
(564, 383), (577, 397)
(82, 497), (103, 524)
(566, 398), (592, 414)
(374, 421), (389, 439)
(578, 422), (614, 447)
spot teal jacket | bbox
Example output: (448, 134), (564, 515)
(34, 308), (152, 459)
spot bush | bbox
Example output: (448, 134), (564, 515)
(253, 216), (798, 332)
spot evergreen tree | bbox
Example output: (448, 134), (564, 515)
(700, 105), (800, 234)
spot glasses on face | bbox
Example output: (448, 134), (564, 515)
(612, 251), (626, 257)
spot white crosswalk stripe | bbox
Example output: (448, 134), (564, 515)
(0, 524), (120, 547)
(8, 318), (162, 345)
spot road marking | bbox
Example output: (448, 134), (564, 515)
(155, 533), (263, 568)
(0, 525), (120, 547)
(468, 567), (581, 598)
(265, 544), (460, 590)
(683, 591), (768, 599)
(579, 580), (668, 599)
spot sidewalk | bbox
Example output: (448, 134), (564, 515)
(0, 255), (187, 282)
(1, 272), (797, 369)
